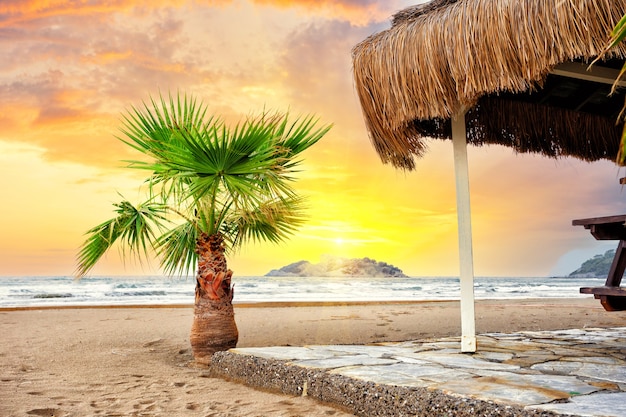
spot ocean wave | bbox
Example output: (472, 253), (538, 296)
(0, 275), (599, 308)
(33, 293), (73, 299)
(105, 291), (167, 297)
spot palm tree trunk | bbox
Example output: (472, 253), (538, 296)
(189, 232), (238, 365)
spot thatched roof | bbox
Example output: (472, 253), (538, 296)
(352, 0), (626, 170)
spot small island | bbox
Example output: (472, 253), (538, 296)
(266, 255), (408, 278)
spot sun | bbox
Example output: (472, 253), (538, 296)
(334, 237), (344, 246)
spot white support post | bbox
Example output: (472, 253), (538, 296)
(451, 112), (477, 353)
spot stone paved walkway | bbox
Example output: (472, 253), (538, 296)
(211, 327), (626, 417)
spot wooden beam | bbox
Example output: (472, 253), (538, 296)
(572, 214), (626, 240)
(551, 62), (626, 88)
(580, 286), (626, 296)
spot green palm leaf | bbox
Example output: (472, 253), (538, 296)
(157, 221), (198, 276)
(228, 196), (307, 248)
(75, 199), (169, 277)
(609, 13), (626, 49)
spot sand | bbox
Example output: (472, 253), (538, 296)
(1, 298), (625, 416)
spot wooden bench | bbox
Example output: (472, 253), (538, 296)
(573, 214), (626, 311)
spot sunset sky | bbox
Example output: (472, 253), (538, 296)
(1, 0), (625, 278)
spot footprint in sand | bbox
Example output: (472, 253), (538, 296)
(27, 408), (64, 416)
(133, 400), (156, 411)
(142, 338), (163, 347)
(89, 397), (120, 409)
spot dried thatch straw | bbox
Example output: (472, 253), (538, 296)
(352, 0), (626, 170)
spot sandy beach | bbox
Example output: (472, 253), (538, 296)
(2, 298), (625, 416)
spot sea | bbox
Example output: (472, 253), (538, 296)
(0, 275), (604, 309)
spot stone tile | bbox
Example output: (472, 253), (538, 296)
(563, 356), (625, 365)
(473, 370), (601, 398)
(435, 378), (563, 405)
(433, 364), (598, 406)
(533, 391), (626, 417)
(410, 351), (521, 371)
(293, 354), (397, 369)
(418, 341), (461, 351)
(330, 363), (470, 388)
(322, 344), (413, 358)
(531, 360), (583, 375)
(230, 346), (329, 361)
(478, 338), (545, 353)
(576, 363), (626, 384)
(506, 353), (562, 368)
(474, 350), (515, 362)
(413, 369), (478, 386)
(528, 338), (575, 346)
(382, 353), (431, 364)
(532, 361), (626, 384)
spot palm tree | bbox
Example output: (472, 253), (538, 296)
(76, 93), (331, 364)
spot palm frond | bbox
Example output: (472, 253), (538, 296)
(75, 219), (117, 277)
(609, 13), (626, 49)
(75, 199), (169, 277)
(157, 221), (198, 276)
(607, 16), (626, 97)
(276, 113), (333, 160)
(118, 93), (219, 178)
(217, 113), (331, 205)
(227, 196), (307, 249)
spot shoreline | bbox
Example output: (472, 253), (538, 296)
(0, 296), (597, 312)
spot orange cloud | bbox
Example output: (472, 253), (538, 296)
(0, 0), (235, 29)
(81, 50), (133, 65)
(0, 0), (188, 15)
(0, 0), (403, 28)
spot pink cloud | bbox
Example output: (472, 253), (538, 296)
(251, 0), (408, 25)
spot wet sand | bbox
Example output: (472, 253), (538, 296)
(1, 298), (624, 416)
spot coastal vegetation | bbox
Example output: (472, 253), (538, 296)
(75, 93), (330, 364)
(569, 250), (615, 278)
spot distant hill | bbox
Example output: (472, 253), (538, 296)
(569, 250), (614, 278)
(266, 255), (408, 278)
